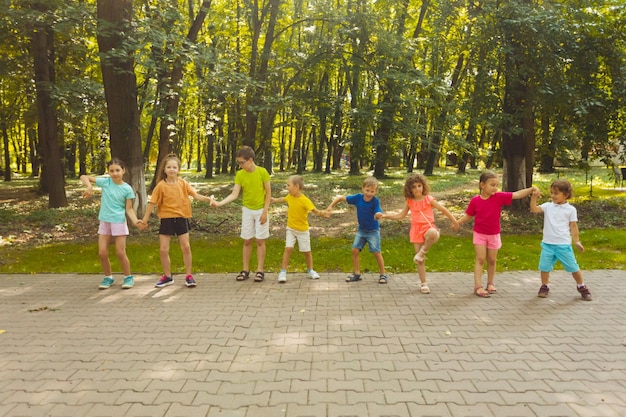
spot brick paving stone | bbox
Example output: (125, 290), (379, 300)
(1, 271), (625, 417)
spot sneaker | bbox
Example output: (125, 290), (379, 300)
(185, 274), (197, 287)
(155, 275), (174, 288)
(122, 276), (134, 289)
(278, 271), (287, 283)
(537, 284), (549, 298)
(308, 270), (320, 280)
(577, 285), (592, 301)
(99, 276), (114, 289)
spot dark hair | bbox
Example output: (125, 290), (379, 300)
(551, 179), (573, 199)
(157, 154), (181, 182)
(236, 146), (255, 161)
(478, 171), (498, 193)
(107, 158), (126, 169)
(403, 174), (430, 199)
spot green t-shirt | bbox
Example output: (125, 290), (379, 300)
(235, 166), (270, 210)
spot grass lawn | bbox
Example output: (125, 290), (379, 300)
(0, 166), (625, 274)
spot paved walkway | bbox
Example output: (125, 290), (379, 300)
(0, 270), (624, 417)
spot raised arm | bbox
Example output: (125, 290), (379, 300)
(512, 186), (538, 200)
(529, 188), (543, 214)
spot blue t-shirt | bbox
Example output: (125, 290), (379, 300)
(95, 177), (135, 223)
(346, 194), (382, 231)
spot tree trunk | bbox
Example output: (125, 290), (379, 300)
(97, 0), (146, 214)
(30, 4), (67, 208)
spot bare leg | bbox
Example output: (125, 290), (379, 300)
(541, 271), (550, 285)
(159, 234), (172, 276)
(372, 252), (385, 274)
(256, 238), (266, 271)
(413, 243), (427, 284)
(113, 235), (131, 276)
(303, 251), (313, 270)
(98, 234), (112, 276)
(178, 233), (192, 275)
(281, 247), (294, 270)
(485, 248), (499, 289)
(242, 238), (253, 272)
(351, 248), (361, 274)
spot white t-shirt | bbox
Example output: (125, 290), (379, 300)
(540, 202), (578, 245)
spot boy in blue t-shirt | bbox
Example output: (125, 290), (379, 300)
(326, 176), (388, 284)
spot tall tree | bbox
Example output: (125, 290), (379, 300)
(29, 0), (68, 208)
(97, 0), (146, 213)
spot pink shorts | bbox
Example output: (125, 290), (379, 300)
(98, 221), (129, 237)
(472, 232), (502, 250)
(410, 224), (438, 243)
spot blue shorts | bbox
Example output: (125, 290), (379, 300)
(538, 242), (580, 273)
(352, 229), (381, 253)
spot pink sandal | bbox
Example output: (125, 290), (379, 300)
(474, 286), (490, 298)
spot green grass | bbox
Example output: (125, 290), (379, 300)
(0, 228), (623, 274)
(1, 166), (625, 274)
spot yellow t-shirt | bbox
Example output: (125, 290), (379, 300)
(235, 166), (270, 210)
(286, 194), (316, 231)
(149, 178), (194, 219)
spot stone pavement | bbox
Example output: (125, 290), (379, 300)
(0, 270), (624, 417)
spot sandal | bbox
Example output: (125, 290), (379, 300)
(486, 284), (497, 294)
(420, 283), (431, 294)
(254, 271), (265, 282)
(378, 274), (388, 284)
(474, 286), (490, 298)
(346, 273), (362, 282)
(236, 271), (249, 281)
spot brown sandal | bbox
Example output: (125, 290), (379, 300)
(254, 271), (265, 282)
(236, 271), (249, 281)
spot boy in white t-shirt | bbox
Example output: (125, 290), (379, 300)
(530, 180), (592, 301)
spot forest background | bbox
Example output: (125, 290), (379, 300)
(1, 1), (626, 216)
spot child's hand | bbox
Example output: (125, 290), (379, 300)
(451, 221), (460, 232)
(135, 220), (146, 231)
(532, 188), (541, 198)
(322, 210), (330, 218)
(374, 212), (383, 220)
(82, 188), (93, 199)
(575, 241), (584, 253)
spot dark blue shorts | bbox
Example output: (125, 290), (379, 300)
(159, 218), (191, 236)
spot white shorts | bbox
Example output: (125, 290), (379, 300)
(285, 227), (311, 252)
(240, 207), (270, 240)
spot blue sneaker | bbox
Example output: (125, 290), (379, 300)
(155, 275), (174, 288)
(185, 274), (197, 287)
(122, 276), (134, 289)
(99, 276), (114, 289)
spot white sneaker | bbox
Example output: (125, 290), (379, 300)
(278, 271), (287, 283)
(308, 270), (320, 279)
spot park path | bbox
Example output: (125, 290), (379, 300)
(0, 270), (624, 417)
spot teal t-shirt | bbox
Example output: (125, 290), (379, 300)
(95, 177), (135, 223)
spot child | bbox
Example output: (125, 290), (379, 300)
(141, 154), (213, 288)
(326, 176), (388, 283)
(271, 175), (329, 283)
(458, 171), (536, 297)
(530, 180), (592, 301)
(381, 174), (460, 293)
(80, 158), (145, 290)
(211, 146), (272, 282)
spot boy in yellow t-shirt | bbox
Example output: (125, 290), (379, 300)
(211, 146), (271, 282)
(271, 175), (329, 283)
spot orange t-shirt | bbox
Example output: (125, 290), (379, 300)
(149, 178), (194, 219)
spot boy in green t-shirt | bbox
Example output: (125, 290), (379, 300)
(211, 146), (271, 282)
(271, 175), (329, 283)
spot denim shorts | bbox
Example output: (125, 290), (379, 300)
(352, 229), (381, 253)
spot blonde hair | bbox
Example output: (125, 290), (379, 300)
(157, 154), (181, 182)
(289, 175), (304, 190)
(362, 176), (379, 189)
(403, 174), (430, 199)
